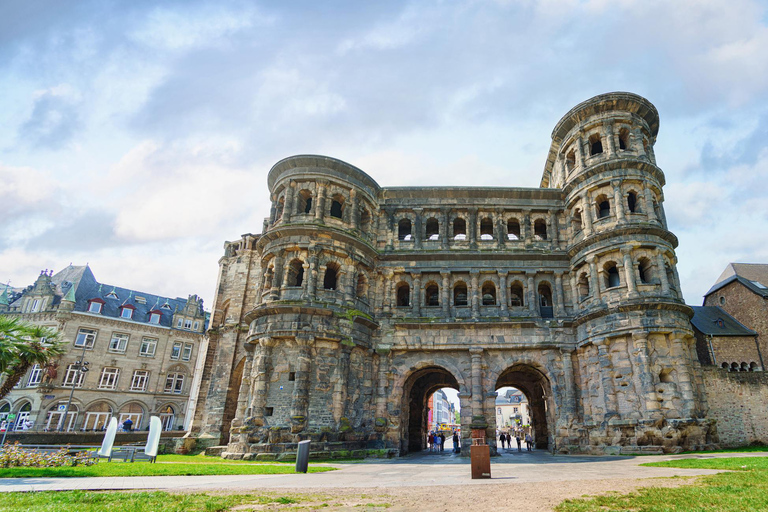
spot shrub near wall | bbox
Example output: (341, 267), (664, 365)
(0, 443), (95, 467)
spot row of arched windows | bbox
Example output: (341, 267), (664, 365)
(273, 188), (374, 232)
(392, 281), (553, 311)
(571, 191), (645, 232)
(397, 217), (549, 242)
(564, 127), (636, 174)
(575, 256), (672, 300)
(721, 362), (760, 372)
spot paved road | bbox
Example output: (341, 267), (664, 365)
(0, 449), (756, 493)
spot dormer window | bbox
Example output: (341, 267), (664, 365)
(87, 299), (104, 314)
(120, 305), (135, 319)
(149, 311), (161, 324)
(106, 291), (119, 299)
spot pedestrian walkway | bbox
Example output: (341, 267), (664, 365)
(0, 450), (759, 493)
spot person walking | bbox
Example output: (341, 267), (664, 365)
(499, 432), (506, 449)
(525, 433), (532, 451)
(505, 432), (511, 450)
(434, 433), (442, 452)
(428, 432), (433, 452)
(516, 434), (522, 452)
(452, 431), (460, 453)
(439, 433), (446, 452)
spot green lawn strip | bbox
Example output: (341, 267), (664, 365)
(0, 461), (336, 478)
(0, 490), (300, 512)
(556, 457), (768, 512)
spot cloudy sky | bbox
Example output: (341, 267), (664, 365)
(2, 0), (768, 309)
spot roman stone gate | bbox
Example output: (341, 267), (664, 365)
(191, 93), (717, 458)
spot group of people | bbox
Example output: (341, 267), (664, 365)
(499, 431), (534, 452)
(427, 431), (446, 452)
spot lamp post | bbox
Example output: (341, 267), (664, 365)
(58, 343), (89, 432)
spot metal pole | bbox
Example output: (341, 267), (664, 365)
(59, 343), (88, 432)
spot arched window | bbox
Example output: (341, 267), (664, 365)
(275, 197), (285, 220)
(666, 263), (676, 291)
(425, 218), (439, 240)
(356, 274), (368, 299)
(627, 191), (638, 213)
(605, 263), (621, 288)
(480, 217), (494, 240)
(453, 282), (468, 306)
(572, 209), (582, 233)
(298, 190), (313, 214)
(589, 134), (603, 155)
(396, 283), (410, 307)
(426, 283), (439, 306)
(360, 208), (371, 232)
(638, 257), (652, 284)
(453, 218), (467, 240)
(565, 149), (576, 173)
(730, 362), (739, 372)
(533, 219), (547, 240)
(596, 195), (611, 219)
(618, 127), (630, 150)
(507, 219), (521, 240)
(398, 219), (412, 241)
(510, 282), (524, 307)
(330, 195), (344, 219)
(721, 362), (729, 370)
(481, 282), (496, 306)
(578, 272), (590, 299)
(323, 263), (339, 290)
(538, 283), (553, 318)
(286, 259), (304, 287)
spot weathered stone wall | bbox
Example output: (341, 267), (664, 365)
(704, 280), (768, 362)
(703, 367), (768, 447)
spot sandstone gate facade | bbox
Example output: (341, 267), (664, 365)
(192, 92), (716, 457)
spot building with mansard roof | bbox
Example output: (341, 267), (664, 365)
(0, 265), (207, 433)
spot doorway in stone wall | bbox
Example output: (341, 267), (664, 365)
(401, 366), (460, 454)
(495, 364), (552, 450)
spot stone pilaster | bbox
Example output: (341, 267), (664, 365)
(315, 182), (326, 222)
(595, 338), (619, 421)
(588, 256), (601, 303)
(555, 272), (565, 316)
(498, 271), (508, 314)
(621, 247), (638, 297)
(441, 272), (450, 317)
(656, 250), (671, 295)
(470, 271), (480, 319)
(333, 345), (352, 426)
(248, 338), (275, 426)
(527, 271), (536, 314)
(469, 348), (485, 425)
(631, 332), (660, 416)
(411, 272), (421, 316)
(612, 180), (625, 223)
(290, 338), (313, 432)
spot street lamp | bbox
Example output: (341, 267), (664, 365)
(58, 344), (90, 432)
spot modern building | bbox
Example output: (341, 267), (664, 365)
(430, 389), (452, 430)
(0, 265), (207, 433)
(495, 389), (529, 431)
(192, 92), (716, 457)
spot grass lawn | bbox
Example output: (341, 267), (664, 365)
(0, 491), (303, 512)
(555, 456), (768, 511)
(0, 453), (337, 477)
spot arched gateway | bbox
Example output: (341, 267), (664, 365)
(192, 93), (717, 458)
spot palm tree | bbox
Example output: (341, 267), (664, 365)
(0, 316), (64, 400)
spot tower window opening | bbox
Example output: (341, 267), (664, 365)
(481, 282), (496, 306)
(565, 149), (576, 173)
(396, 283), (411, 307)
(426, 283), (439, 306)
(638, 257), (652, 284)
(454, 282), (468, 306)
(360, 208), (371, 232)
(572, 209), (582, 233)
(627, 191), (638, 213)
(356, 274), (368, 299)
(618, 127), (630, 150)
(578, 272), (590, 299)
(507, 219), (521, 240)
(323, 263), (338, 290)
(275, 197), (285, 221)
(538, 283), (553, 318)
(298, 190), (313, 214)
(330, 195), (345, 219)
(425, 218), (439, 240)
(453, 218), (467, 240)
(605, 263), (621, 288)
(398, 219), (413, 241)
(287, 259), (304, 287)
(589, 134), (603, 155)
(596, 195), (611, 219)
(480, 217), (494, 240)
(510, 282), (524, 307)
(533, 219), (547, 240)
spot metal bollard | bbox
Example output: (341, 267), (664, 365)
(295, 440), (311, 473)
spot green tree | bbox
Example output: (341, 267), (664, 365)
(0, 316), (64, 400)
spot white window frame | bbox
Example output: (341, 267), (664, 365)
(130, 370), (149, 391)
(98, 367), (120, 390)
(164, 373), (184, 394)
(139, 337), (157, 357)
(149, 313), (161, 324)
(27, 364), (43, 387)
(108, 332), (129, 353)
(31, 299), (40, 312)
(176, 318), (183, 328)
(183, 319), (193, 330)
(88, 301), (102, 313)
(74, 328), (97, 349)
(120, 307), (133, 319)
(63, 364), (85, 388)
(170, 342), (182, 360)
(193, 321), (200, 331)
(181, 343), (193, 362)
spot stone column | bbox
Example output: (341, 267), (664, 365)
(307, 249), (319, 300)
(269, 255), (284, 301)
(595, 338), (619, 421)
(588, 256), (602, 303)
(621, 247), (638, 297)
(383, 271), (393, 314)
(498, 271), (508, 315)
(349, 189), (359, 229)
(523, 209), (532, 244)
(470, 348), (485, 423)
(315, 182), (327, 222)
(632, 332), (660, 416)
(290, 338), (313, 432)
(413, 208), (423, 250)
(343, 264), (355, 304)
(470, 271), (480, 319)
(468, 208), (478, 249)
(672, 334), (696, 418)
(555, 272), (566, 316)
(375, 351), (389, 420)
(269, 194), (277, 225)
(301, 261), (310, 300)
(561, 348), (577, 419)
(644, 187), (658, 223)
(333, 345), (352, 426)
(412, 272), (422, 316)
(549, 210), (559, 246)
(656, 250), (671, 295)
(581, 192), (594, 236)
(284, 181), (295, 223)
(575, 134), (585, 169)
(249, 338), (274, 426)
(496, 209), (505, 249)
(233, 346), (255, 427)
(612, 180), (625, 223)
(570, 273), (579, 308)
(385, 208), (395, 250)
(527, 272), (537, 314)
(441, 272), (450, 316)
(440, 208), (449, 249)
(605, 121), (616, 155)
